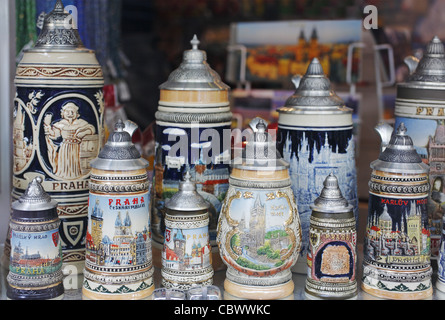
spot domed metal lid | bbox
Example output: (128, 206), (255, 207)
(165, 171), (210, 213)
(31, 0), (87, 51)
(371, 122), (429, 174)
(12, 177), (58, 212)
(311, 173), (352, 213)
(405, 36), (445, 85)
(90, 119), (149, 170)
(279, 58), (351, 114)
(233, 117), (289, 171)
(159, 35), (230, 91)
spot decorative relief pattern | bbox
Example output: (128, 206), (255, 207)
(16, 66), (103, 78)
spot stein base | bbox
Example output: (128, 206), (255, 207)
(435, 279), (445, 293)
(361, 282), (433, 300)
(223, 279), (294, 300)
(82, 284), (154, 300)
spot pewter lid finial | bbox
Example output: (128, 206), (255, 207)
(312, 173), (352, 213)
(12, 177), (57, 211)
(191, 34), (200, 50)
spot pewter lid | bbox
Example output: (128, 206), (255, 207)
(90, 119), (149, 170)
(31, 0), (87, 51)
(371, 123), (429, 174)
(311, 173), (352, 213)
(232, 117), (289, 171)
(404, 36), (445, 85)
(165, 171), (210, 213)
(159, 35), (230, 91)
(12, 177), (58, 212)
(278, 58), (351, 114)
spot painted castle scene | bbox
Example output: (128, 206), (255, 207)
(278, 128), (358, 256)
(365, 196), (430, 264)
(228, 192), (293, 271)
(10, 232), (62, 276)
(85, 196), (152, 267)
(395, 117), (445, 256)
(162, 227), (212, 271)
(154, 126), (230, 240)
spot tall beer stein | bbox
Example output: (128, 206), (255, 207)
(82, 120), (154, 300)
(362, 122), (432, 300)
(153, 35), (232, 270)
(7, 177), (64, 300)
(217, 118), (301, 300)
(277, 58), (358, 274)
(437, 215), (445, 293)
(395, 36), (445, 259)
(10, 0), (104, 273)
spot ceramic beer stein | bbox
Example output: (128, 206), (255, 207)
(362, 122), (432, 300)
(153, 35), (232, 271)
(217, 118), (301, 300)
(395, 36), (445, 259)
(9, 0), (105, 273)
(305, 173), (357, 300)
(277, 58), (358, 274)
(82, 119), (154, 300)
(7, 177), (64, 300)
(161, 171), (214, 289)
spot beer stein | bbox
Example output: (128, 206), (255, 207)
(277, 58), (358, 274)
(7, 177), (64, 300)
(9, 0), (104, 273)
(362, 122), (432, 299)
(82, 120), (154, 300)
(161, 171), (214, 289)
(217, 118), (301, 300)
(305, 174), (357, 300)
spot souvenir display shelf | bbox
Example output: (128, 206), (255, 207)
(1, 230), (442, 300)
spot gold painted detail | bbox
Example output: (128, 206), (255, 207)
(16, 66), (103, 78)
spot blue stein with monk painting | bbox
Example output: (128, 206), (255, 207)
(277, 58), (358, 274)
(10, 0), (104, 274)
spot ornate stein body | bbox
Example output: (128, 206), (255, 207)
(161, 172), (214, 289)
(305, 174), (357, 300)
(362, 123), (432, 300)
(217, 118), (301, 300)
(82, 120), (154, 300)
(394, 36), (445, 259)
(7, 177), (64, 300)
(11, 0), (104, 272)
(277, 58), (358, 274)
(153, 36), (232, 270)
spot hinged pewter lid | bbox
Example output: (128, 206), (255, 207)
(233, 117), (289, 171)
(311, 173), (352, 214)
(279, 58), (351, 115)
(90, 119), (149, 170)
(31, 0), (87, 51)
(12, 177), (58, 212)
(371, 122), (429, 174)
(165, 171), (210, 213)
(159, 35), (230, 91)
(404, 36), (445, 85)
